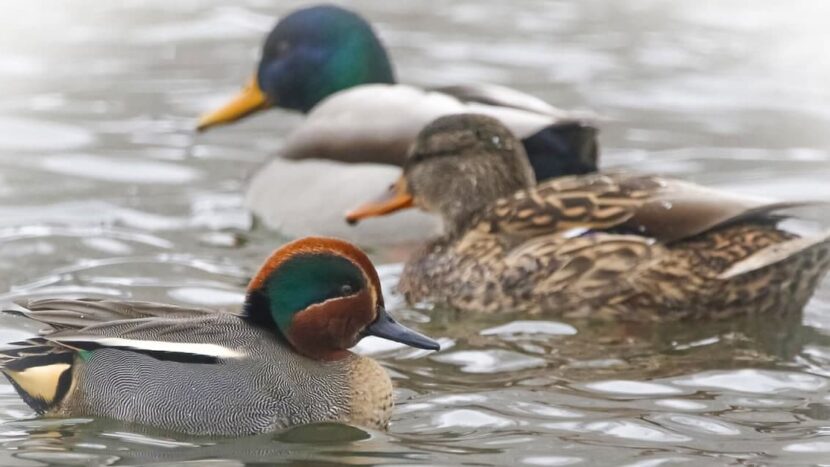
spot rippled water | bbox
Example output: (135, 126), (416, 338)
(0, 0), (829, 465)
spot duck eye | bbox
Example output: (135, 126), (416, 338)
(340, 284), (355, 296)
(269, 40), (290, 57)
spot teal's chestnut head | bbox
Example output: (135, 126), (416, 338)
(244, 236), (438, 360)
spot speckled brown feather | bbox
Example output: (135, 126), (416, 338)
(399, 172), (830, 320)
(483, 172), (797, 242)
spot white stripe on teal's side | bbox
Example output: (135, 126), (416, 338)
(55, 337), (248, 359)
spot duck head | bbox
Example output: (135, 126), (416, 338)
(346, 114), (535, 236)
(243, 237), (438, 360)
(198, 5), (394, 131)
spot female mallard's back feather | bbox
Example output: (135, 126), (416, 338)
(483, 173), (818, 242)
(400, 173), (830, 320)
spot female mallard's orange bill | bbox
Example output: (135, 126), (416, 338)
(363, 306), (439, 350)
(197, 76), (271, 132)
(345, 176), (414, 225)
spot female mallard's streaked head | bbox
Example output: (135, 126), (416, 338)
(346, 114), (535, 235)
(198, 5), (394, 130)
(244, 237), (438, 360)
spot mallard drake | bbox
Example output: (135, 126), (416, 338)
(0, 237), (439, 436)
(196, 5), (597, 244)
(346, 114), (830, 320)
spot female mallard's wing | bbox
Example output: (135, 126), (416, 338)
(281, 84), (584, 166)
(497, 231), (662, 316)
(482, 172), (822, 243)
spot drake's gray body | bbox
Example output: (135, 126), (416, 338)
(1, 300), (366, 436)
(62, 314), (352, 436)
(1, 238), (438, 436)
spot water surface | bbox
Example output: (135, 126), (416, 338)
(0, 0), (829, 465)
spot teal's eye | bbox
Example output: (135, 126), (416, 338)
(340, 284), (355, 296)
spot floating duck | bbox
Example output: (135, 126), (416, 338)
(197, 5), (597, 244)
(346, 114), (830, 320)
(0, 237), (439, 436)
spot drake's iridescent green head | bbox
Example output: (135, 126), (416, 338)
(259, 5), (394, 112)
(198, 5), (394, 130)
(244, 237), (438, 360)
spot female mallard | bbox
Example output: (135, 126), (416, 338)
(196, 5), (597, 244)
(0, 237), (439, 436)
(346, 114), (830, 320)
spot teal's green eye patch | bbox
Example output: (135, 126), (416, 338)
(263, 253), (366, 331)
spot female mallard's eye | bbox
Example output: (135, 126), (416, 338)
(340, 284), (355, 296)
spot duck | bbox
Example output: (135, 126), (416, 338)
(196, 4), (598, 245)
(345, 114), (830, 320)
(0, 237), (439, 436)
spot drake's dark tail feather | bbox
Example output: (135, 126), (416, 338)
(522, 121), (599, 182)
(0, 342), (74, 414)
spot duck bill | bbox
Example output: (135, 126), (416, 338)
(345, 176), (414, 225)
(197, 76), (271, 132)
(364, 306), (440, 351)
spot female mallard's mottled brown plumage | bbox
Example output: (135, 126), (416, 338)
(346, 114), (830, 321)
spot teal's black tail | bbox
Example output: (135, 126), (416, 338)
(0, 338), (74, 414)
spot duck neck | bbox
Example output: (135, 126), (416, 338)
(442, 203), (489, 240)
(436, 157), (533, 238)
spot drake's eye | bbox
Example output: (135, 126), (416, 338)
(269, 40), (290, 57)
(340, 284), (355, 296)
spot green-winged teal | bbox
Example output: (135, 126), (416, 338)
(0, 237), (439, 436)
